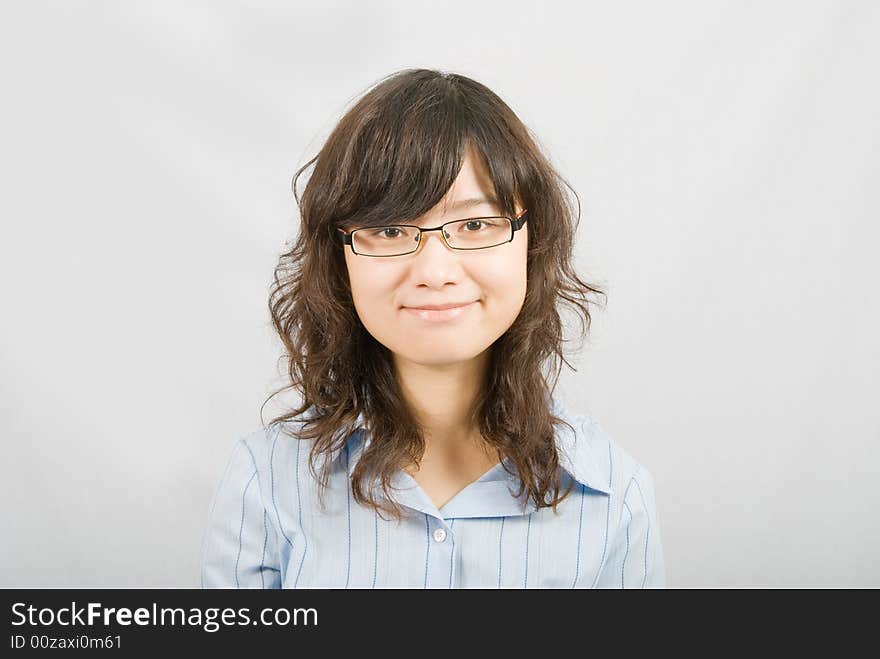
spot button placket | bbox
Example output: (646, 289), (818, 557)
(424, 517), (456, 589)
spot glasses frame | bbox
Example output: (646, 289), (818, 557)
(337, 209), (528, 257)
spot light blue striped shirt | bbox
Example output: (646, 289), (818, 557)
(200, 397), (665, 588)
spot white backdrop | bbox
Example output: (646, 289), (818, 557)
(1, 0), (877, 587)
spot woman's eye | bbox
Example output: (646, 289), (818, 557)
(464, 220), (486, 231)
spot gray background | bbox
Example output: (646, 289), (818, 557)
(1, 1), (877, 587)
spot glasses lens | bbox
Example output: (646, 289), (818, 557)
(352, 225), (420, 256)
(444, 217), (512, 250)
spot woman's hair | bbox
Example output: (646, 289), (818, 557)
(263, 68), (607, 521)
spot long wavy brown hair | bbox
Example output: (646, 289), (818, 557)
(262, 68), (607, 522)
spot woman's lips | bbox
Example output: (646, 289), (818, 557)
(402, 301), (477, 322)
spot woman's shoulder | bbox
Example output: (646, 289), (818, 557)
(552, 396), (652, 498)
(581, 413), (650, 495)
(230, 416), (323, 474)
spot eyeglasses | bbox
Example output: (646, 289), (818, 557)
(338, 209), (528, 257)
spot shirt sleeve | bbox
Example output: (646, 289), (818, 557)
(200, 438), (282, 589)
(596, 464), (667, 588)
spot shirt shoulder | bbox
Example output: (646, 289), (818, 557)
(574, 413), (647, 497)
(551, 395), (647, 497)
(234, 417), (327, 476)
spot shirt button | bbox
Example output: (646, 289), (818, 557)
(433, 528), (447, 543)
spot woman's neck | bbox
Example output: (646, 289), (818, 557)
(392, 347), (491, 453)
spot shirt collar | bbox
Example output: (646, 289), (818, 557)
(317, 395), (611, 520)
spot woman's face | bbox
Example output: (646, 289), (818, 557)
(342, 148), (528, 368)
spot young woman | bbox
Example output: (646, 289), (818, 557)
(200, 68), (665, 588)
